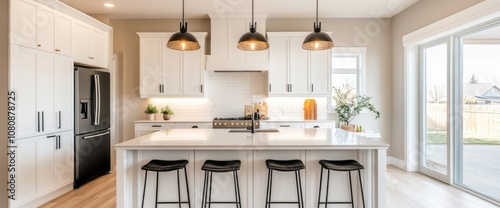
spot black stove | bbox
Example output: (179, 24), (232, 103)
(212, 117), (259, 129)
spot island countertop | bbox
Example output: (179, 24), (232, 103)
(115, 128), (389, 150)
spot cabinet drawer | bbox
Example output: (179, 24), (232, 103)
(174, 122), (212, 129)
(262, 122), (304, 129)
(304, 123), (333, 129)
(135, 123), (175, 130)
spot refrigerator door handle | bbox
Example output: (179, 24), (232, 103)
(96, 74), (101, 126)
(83, 131), (110, 140)
(93, 75), (99, 125)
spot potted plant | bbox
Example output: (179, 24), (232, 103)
(160, 106), (174, 120)
(333, 87), (380, 132)
(144, 104), (158, 121)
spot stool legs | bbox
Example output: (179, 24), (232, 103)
(141, 167), (191, 208)
(317, 168), (365, 208)
(202, 170), (241, 208)
(184, 167), (192, 208)
(265, 169), (304, 208)
(142, 170), (148, 208)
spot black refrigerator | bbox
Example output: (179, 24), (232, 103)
(74, 66), (111, 188)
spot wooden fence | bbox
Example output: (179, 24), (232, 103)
(427, 103), (500, 138)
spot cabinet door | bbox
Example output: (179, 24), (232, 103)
(289, 37), (309, 94)
(310, 50), (331, 95)
(210, 18), (228, 62)
(37, 134), (57, 194)
(36, 5), (55, 52)
(10, 46), (37, 138)
(268, 37), (289, 95)
(182, 44), (204, 96)
(36, 53), (55, 133)
(162, 39), (182, 95)
(174, 122), (212, 129)
(304, 122), (333, 128)
(54, 56), (74, 130)
(72, 21), (90, 64)
(89, 28), (108, 68)
(15, 137), (38, 204)
(139, 38), (163, 98)
(55, 13), (72, 56)
(11, 0), (37, 47)
(55, 131), (74, 186)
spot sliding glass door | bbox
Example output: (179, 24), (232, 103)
(455, 24), (500, 202)
(419, 39), (451, 182)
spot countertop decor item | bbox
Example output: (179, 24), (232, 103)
(166, 0), (200, 51)
(333, 87), (380, 132)
(302, 0), (334, 50)
(304, 99), (317, 120)
(144, 104), (159, 121)
(160, 106), (174, 120)
(237, 0), (269, 51)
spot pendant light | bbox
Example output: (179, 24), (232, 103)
(237, 0), (269, 51)
(302, 0), (334, 50)
(167, 0), (200, 51)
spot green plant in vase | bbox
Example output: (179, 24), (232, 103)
(144, 104), (159, 120)
(333, 87), (380, 132)
(160, 106), (174, 120)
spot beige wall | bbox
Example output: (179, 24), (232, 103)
(1, 0), (9, 206)
(390, 0), (483, 160)
(111, 18), (393, 145)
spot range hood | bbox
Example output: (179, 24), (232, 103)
(207, 14), (268, 71)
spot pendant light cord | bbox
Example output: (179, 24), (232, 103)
(251, 0), (255, 27)
(182, 0), (185, 25)
(316, 0), (318, 25)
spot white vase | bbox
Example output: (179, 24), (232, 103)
(148, 114), (155, 121)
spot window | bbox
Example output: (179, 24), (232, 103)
(329, 47), (367, 108)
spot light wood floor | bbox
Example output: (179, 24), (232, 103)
(40, 166), (498, 208)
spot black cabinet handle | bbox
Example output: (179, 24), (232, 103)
(201, 85), (203, 93)
(279, 125), (290, 128)
(290, 84), (292, 92)
(269, 84), (271, 92)
(58, 111), (62, 129)
(159, 84), (162, 93)
(311, 84), (314, 92)
(313, 125), (320, 128)
(41, 111), (44, 132)
(58, 135), (61, 149)
(152, 125), (162, 128)
(192, 126), (199, 128)
(37, 112), (41, 132)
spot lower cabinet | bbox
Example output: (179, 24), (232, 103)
(134, 122), (212, 137)
(261, 121), (335, 129)
(14, 130), (74, 208)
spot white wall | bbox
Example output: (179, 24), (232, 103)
(391, 0), (483, 160)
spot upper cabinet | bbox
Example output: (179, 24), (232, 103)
(72, 20), (108, 68)
(267, 32), (332, 96)
(207, 14), (268, 71)
(138, 32), (207, 98)
(10, 0), (110, 68)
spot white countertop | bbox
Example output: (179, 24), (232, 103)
(115, 128), (389, 150)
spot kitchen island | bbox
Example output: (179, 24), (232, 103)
(115, 128), (389, 208)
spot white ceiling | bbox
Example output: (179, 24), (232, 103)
(59, 0), (420, 19)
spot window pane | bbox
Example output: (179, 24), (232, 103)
(332, 57), (358, 69)
(424, 43), (448, 175)
(331, 74), (357, 105)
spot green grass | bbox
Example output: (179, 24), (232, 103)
(426, 129), (500, 145)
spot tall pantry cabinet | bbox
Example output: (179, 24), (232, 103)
(9, 0), (111, 207)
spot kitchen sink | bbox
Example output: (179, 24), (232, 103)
(228, 129), (280, 133)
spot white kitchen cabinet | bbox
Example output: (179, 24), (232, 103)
(14, 130), (74, 208)
(72, 20), (108, 68)
(304, 122), (333, 128)
(138, 32), (207, 98)
(134, 123), (175, 137)
(267, 32), (332, 96)
(10, 0), (55, 52)
(174, 122), (212, 129)
(10, 46), (74, 139)
(261, 122), (304, 129)
(207, 14), (268, 71)
(54, 13), (73, 56)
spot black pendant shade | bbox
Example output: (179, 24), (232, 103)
(167, 0), (200, 51)
(237, 0), (269, 51)
(302, 0), (334, 50)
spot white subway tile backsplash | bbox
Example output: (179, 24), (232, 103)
(149, 72), (328, 120)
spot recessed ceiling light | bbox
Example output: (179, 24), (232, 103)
(104, 3), (115, 7)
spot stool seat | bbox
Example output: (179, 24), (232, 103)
(141, 159), (188, 172)
(201, 160), (241, 172)
(266, 159), (305, 172)
(319, 159), (365, 171)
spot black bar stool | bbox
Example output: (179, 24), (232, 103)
(265, 159), (305, 208)
(317, 159), (365, 208)
(201, 160), (242, 208)
(141, 159), (191, 208)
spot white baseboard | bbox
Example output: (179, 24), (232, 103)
(387, 156), (407, 171)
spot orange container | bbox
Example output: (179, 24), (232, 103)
(304, 99), (317, 120)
